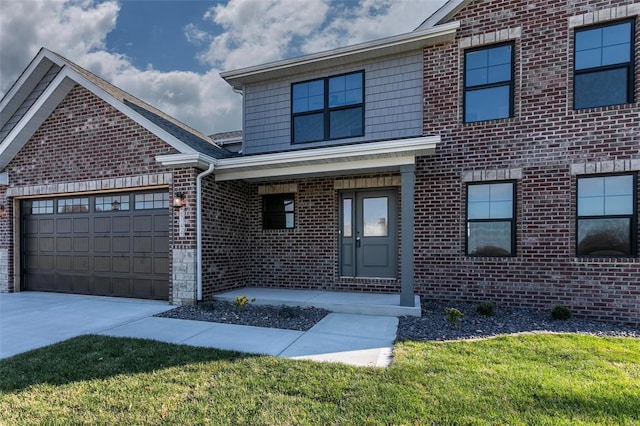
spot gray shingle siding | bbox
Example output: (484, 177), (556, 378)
(242, 51), (424, 154)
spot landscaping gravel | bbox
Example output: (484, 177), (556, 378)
(155, 301), (329, 332)
(398, 299), (640, 341)
(156, 298), (640, 341)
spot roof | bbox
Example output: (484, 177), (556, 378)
(0, 48), (234, 170)
(415, 0), (471, 30)
(220, 21), (459, 89)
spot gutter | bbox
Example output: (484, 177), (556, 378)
(196, 162), (215, 301)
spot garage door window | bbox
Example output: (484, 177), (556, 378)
(25, 199), (54, 214)
(135, 192), (169, 210)
(96, 195), (130, 211)
(58, 198), (89, 213)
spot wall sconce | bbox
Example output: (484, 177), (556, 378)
(111, 200), (121, 211)
(173, 192), (186, 209)
(0, 205), (5, 216)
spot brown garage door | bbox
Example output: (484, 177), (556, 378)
(22, 191), (170, 300)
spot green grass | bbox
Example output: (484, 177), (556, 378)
(1, 334), (638, 425)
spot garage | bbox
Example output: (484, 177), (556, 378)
(22, 190), (170, 300)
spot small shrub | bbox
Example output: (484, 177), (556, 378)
(445, 307), (464, 325)
(551, 305), (572, 320)
(477, 301), (496, 317)
(233, 296), (256, 310)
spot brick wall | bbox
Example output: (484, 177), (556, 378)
(200, 177), (251, 299)
(417, 0), (640, 324)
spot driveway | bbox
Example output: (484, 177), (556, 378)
(0, 292), (173, 359)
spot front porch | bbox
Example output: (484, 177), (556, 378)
(214, 287), (422, 317)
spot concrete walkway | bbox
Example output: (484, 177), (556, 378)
(0, 292), (398, 367)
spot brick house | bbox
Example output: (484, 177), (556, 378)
(1, 0), (639, 324)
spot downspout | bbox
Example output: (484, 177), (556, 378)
(196, 162), (215, 301)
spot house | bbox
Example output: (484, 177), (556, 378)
(1, 0), (638, 324)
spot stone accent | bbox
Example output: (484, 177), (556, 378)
(0, 248), (8, 292)
(257, 183), (298, 195)
(461, 168), (523, 182)
(459, 27), (522, 48)
(334, 176), (401, 190)
(6, 173), (172, 198)
(570, 159), (640, 175)
(569, 3), (640, 28)
(172, 248), (197, 305)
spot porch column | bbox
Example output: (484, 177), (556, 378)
(400, 164), (415, 307)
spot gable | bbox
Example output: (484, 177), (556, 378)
(7, 85), (178, 186)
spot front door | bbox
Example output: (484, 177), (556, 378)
(340, 190), (397, 278)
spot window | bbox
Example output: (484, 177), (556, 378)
(57, 198), (89, 213)
(262, 194), (295, 229)
(25, 200), (53, 215)
(577, 174), (636, 256)
(466, 182), (515, 256)
(292, 71), (364, 143)
(96, 195), (130, 212)
(134, 192), (169, 210)
(574, 20), (634, 109)
(464, 43), (514, 123)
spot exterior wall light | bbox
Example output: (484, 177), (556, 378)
(173, 192), (186, 209)
(0, 205), (5, 216)
(111, 200), (121, 211)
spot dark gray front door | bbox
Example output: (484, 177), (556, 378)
(340, 190), (397, 278)
(22, 191), (169, 300)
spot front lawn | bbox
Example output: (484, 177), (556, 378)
(1, 334), (638, 425)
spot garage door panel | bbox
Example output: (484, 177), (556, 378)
(94, 217), (111, 233)
(57, 237), (72, 252)
(134, 215), (152, 232)
(56, 218), (72, 234)
(133, 257), (152, 274)
(112, 216), (130, 233)
(95, 256), (111, 272)
(73, 218), (89, 233)
(134, 236), (152, 253)
(95, 237), (111, 252)
(22, 191), (169, 300)
(154, 236), (169, 253)
(113, 256), (130, 273)
(112, 237), (130, 253)
(39, 219), (54, 234)
(39, 238), (54, 252)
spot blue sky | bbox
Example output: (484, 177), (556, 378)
(0, 0), (447, 134)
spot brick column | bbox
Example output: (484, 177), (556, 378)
(400, 164), (415, 307)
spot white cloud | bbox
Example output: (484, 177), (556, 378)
(1, 0), (447, 135)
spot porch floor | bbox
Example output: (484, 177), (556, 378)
(214, 287), (422, 317)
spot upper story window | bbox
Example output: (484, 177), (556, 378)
(464, 43), (514, 123)
(577, 174), (636, 256)
(574, 20), (635, 109)
(466, 182), (516, 256)
(292, 71), (364, 143)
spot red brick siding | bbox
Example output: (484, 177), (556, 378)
(417, 0), (640, 324)
(200, 177), (251, 299)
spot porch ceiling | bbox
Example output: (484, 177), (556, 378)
(213, 135), (440, 181)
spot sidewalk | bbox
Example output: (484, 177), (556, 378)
(100, 312), (398, 367)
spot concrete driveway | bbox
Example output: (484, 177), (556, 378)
(0, 292), (173, 359)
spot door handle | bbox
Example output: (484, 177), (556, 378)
(356, 233), (361, 248)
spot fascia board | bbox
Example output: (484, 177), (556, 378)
(220, 22), (459, 86)
(0, 66), (200, 169)
(216, 135), (440, 170)
(214, 155), (420, 182)
(416, 0), (468, 30)
(155, 153), (218, 170)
